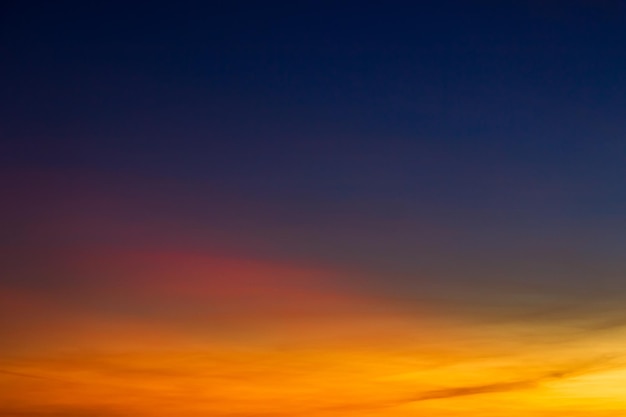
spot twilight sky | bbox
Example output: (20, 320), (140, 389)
(2, 1), (626, 416)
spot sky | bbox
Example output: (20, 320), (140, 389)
(2, 1), (626, 416)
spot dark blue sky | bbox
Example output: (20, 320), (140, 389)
(4, 2), (625, 179)
(2, 1), (626, 302)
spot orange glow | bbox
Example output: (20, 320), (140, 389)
(2, 245), (626, 416)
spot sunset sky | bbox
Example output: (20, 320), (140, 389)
(2, 1), (626, 416)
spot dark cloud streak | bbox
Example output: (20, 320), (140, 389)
(323, 356), (619, 413)
(408, 356), (616, 403)
(0, 369), (68, 383)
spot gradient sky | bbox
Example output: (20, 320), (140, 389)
(2, 1), (626, 416)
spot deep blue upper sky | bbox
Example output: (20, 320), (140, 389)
(2, 1), (626, 308)
(2, 1), (625, 226)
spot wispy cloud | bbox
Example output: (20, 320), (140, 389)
(0, 369), (68, 382)
(0, 407), (119, 417)
(412, 355), (616, 400)
(323, 356), (619, 413)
